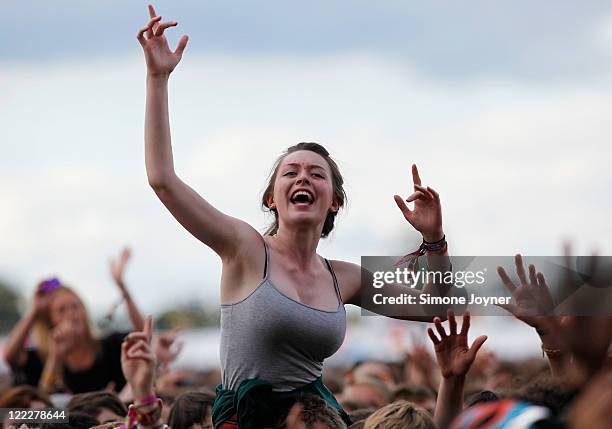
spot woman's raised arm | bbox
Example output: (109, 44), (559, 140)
(138, 5), (254, 259)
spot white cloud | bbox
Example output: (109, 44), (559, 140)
(1, 53), (611, 321)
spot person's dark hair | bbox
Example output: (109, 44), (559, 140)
(348, 408), (376, 425)
(168, 391), (215, 429)
(292, 395), (346, 429)
(262, 142), (346, 238)
(39, 412), (100, 429)
(512, 375), (578, 416)
(0, 385), (53, 408)
(466, 390), (500, 407)
(391, 384), (436, 404)
(67, 391), (127, 420)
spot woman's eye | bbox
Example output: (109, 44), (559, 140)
(283, 172), (297, 177)
(312, 173), (324, 178)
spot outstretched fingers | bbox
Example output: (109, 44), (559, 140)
(144, 315), (153, 343)
(460, 311), (471, 336)
(412, 164), (422, 187)
(174, 35), (189, 57)
(394, 195), (413, 220)
(434, 317), (448, 339)
(427, 327), (440, 345)
(515, 254), (528, 285)
(497, 266), (517, 294)
(528, 264), (538, 286)
(469, 335), (488, 358)
(448, 310), (457, 335)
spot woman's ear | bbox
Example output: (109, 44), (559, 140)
(330, 198), (340, 213)
(266, 194), (276, 210)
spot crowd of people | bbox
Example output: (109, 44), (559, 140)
(0, 264), (610, 429)
(2, 3), (611, 429)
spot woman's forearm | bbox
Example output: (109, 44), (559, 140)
(3, 309), (37, 367)
(434, 375), (465, 429)
(145, 75), (176, 189)
(122, 287), (145, 331)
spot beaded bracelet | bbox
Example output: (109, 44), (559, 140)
(396, 235), (448, 272)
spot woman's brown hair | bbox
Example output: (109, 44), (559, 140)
(262, 142), (346, 238)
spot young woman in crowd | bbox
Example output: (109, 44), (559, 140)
(138, 4), (455, 427)
(2, 248), (144, 393)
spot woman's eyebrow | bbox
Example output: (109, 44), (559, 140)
(285, 162), (326, 170)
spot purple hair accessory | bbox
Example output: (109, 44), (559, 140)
(40, 278), (61, 294)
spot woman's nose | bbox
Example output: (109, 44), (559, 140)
(296, 172), (310, 184)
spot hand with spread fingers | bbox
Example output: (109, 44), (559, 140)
(137, 4), (189, 78)
(496, 254), (555, 330)
(121, 315), (156, 398)
(429, 311), (487, 429)
(394, 164), (444, 243)
(428, 311), (487, 379)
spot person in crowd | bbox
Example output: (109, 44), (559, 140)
(341, 378), (391, 410)
(2, 248), (144, 393)
(167, 391), (215, 429)
(390, 385), (436, 414)
(38, 412), (101, 429)
(363, 401), (435, 429)
(67, 391), (128, 424)
(137, 4), (455, 427)
(0, 385), (53, 409)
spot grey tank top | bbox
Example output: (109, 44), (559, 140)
(220, 240), (347, 392)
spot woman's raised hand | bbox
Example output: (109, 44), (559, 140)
(394, 164), (444, 243)
(137, 4), (188, 78)
(427, 311), (487, 379)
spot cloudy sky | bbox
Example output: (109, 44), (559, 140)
(2, 1), (612, 321)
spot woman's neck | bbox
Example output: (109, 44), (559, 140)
(271, 227), (321, 269)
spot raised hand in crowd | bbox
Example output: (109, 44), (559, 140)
(121, 316), (164, 429)
(109, 247), (145, 331)
(138, 4), (188, 79)
(110, 247), (132, 294)
(393, 164), (444, 244)
(122, 316), (156, 398)
(497, 254), (555, 327)
(497, 249), (612, 383)
(428, 311), (487, 429)
(402, 339), (437, 391)
(496, 254), (567, 376)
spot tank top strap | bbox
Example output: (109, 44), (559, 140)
(262, 238), (270, 280)
(324, 259), (343, 304)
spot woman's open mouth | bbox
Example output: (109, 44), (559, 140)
(290, 190), (314, 205)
